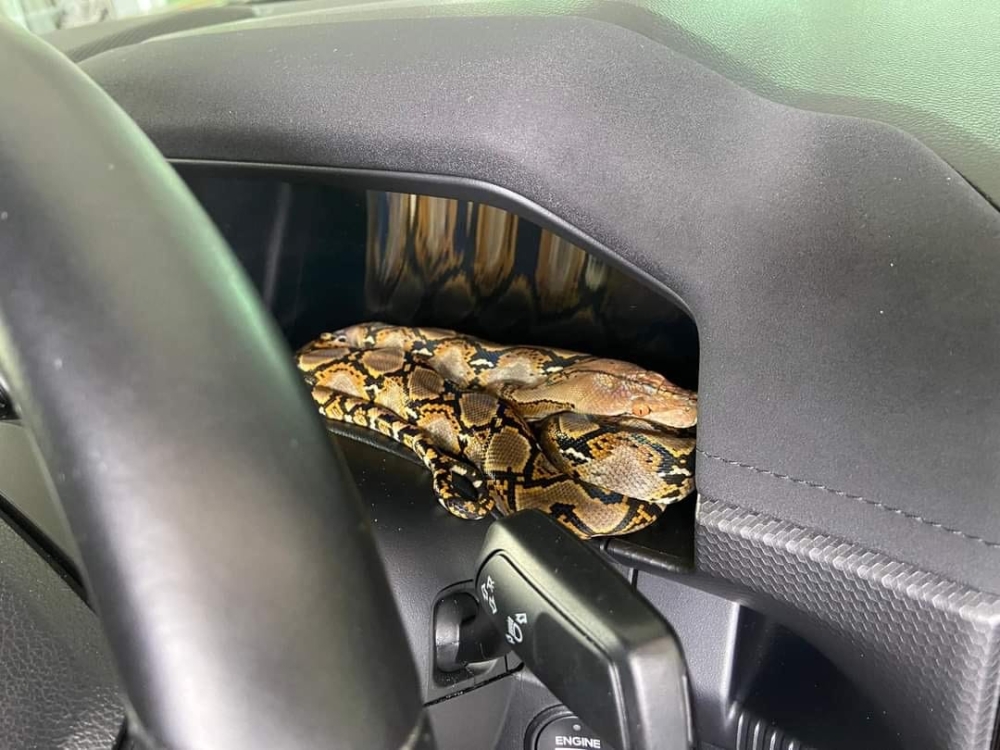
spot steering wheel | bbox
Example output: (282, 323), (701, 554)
(0, 22), (431, 750)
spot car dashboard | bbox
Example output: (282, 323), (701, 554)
(1, 4), (999, 750)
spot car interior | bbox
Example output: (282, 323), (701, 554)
(1, 2), (999, 749)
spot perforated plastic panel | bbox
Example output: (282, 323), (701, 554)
(697, 496), (1000, 750)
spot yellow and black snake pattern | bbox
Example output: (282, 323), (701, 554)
(297, 323), (697, 538)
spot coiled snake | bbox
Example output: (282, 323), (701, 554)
(296, 323), (697, 538)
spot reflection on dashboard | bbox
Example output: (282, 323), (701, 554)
(365, 192), (697, 388)
(180, 172), (699, 390)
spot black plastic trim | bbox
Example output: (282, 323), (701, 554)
(0, 372), (13, 420)
(170, 159), (694, 317)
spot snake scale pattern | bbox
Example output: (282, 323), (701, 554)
(297, 322), (697, 538)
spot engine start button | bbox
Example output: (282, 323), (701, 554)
(535, 712), (613, 750)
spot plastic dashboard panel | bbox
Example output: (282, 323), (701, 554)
(78, 11), (1000, 749)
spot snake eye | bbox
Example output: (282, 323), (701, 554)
(631, 401), (652, 417)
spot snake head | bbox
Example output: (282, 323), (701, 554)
(630, 390), (697, 429)
(590, 362), (698, 428)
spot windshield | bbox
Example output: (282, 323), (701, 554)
(0, 0), (195, 32)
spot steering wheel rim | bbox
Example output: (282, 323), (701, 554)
(0, 22), (429, 750)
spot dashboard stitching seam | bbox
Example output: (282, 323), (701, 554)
(696, 449), (1000, 549)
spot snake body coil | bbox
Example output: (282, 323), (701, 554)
(297, 323), (696, 537)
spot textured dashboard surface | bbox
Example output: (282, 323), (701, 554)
(0, 513), (122, 750)
(698, 496), (1000, 750)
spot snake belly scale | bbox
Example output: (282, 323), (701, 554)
(296, 323), (697, 538)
